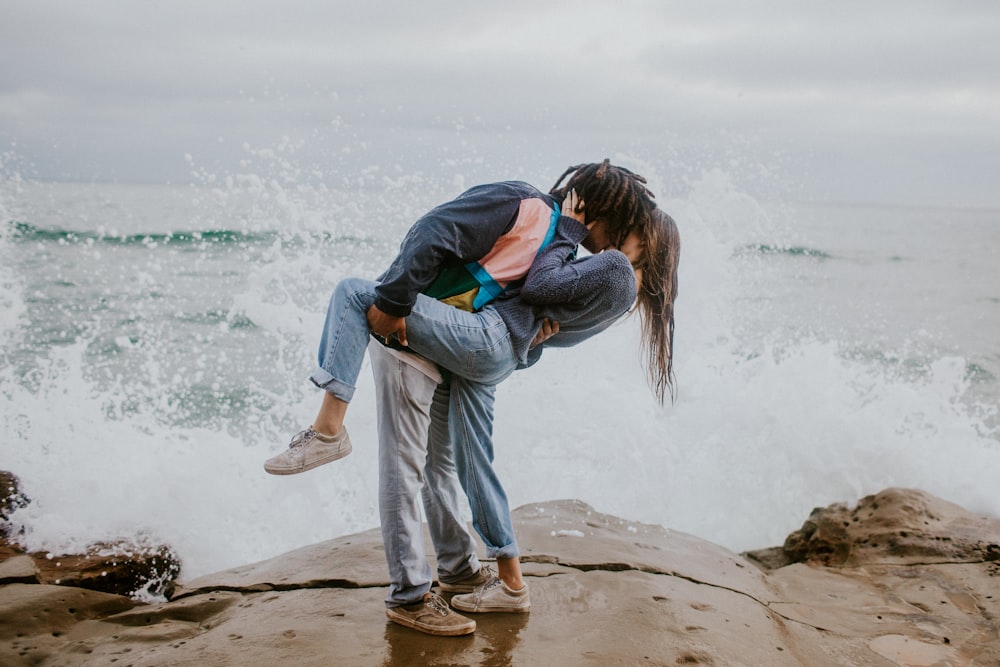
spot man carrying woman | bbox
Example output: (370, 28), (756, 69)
(264, 161), (680, 635)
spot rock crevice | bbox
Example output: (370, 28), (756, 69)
(3, 487), (1000, 666)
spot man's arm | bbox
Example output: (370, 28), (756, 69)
(373, 182), (527, 318)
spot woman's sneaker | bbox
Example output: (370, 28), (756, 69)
(263, 427), (352, 475)
(386, 593), (476, 636)
(450, 575), (530, 614)
(438, 564), (497, 594)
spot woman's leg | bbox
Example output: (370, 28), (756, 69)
(445, 375), (531, 613)
(402, 295), (517, 387)
(307, 277), (382, 433)
(496, 556), (524, 591)
(275, 278), (518, 475)
(264, 277), (374, 474)
(310, 279), (517, 413)
(312, 391), (347, 436)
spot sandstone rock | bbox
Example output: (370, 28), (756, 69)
(746, 487), (1000, 568)
(0, 584), (136, 664)
(0, 556), (38, 586)
(175, 527), (389, 598)
(1, 489), (998, 666)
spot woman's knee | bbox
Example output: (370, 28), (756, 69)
(332, 277), (376, 308)
(335, 276), (367, 295)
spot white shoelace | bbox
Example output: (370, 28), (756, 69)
(426, 593), (451, 616)
(287, 428), (317, 450)
(473, 573), (505, 602)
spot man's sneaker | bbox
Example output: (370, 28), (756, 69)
(263, 427), (352, 475)
(450, 575), (530, 614)
(386, 593), (476, 636)
(439, 564), (497, 594)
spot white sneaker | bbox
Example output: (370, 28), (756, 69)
(450, 574), (530, 613)
(264, 427), (352, 475)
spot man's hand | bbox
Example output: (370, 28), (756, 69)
(530, 317), (560, 349)
(367, 304), (408, 347)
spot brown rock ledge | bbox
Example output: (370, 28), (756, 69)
(2, 488), (999, 666)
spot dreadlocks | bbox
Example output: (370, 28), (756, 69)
(549, 159), (657, 247)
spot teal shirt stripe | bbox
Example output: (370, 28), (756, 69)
(541, 202), (560, 251)
(468, 264), (505, 310)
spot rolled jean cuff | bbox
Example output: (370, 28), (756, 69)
(309, 368), (355, 403)
(486, 542), (520, 560)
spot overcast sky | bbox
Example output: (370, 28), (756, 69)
(2, 1), (998, 207)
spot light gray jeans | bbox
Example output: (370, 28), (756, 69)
(369, 340), (482, 607)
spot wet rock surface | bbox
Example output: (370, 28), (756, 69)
(2, 488), (999, 666)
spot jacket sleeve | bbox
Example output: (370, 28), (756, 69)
(374, 183), (524, 317)
(520, 217), (637, 310)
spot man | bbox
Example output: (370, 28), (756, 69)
(369, 319), (560, 635)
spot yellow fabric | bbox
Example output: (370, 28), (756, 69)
(438, 287), (479, 312)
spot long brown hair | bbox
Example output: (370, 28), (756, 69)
(636, 208), (681, 404)
(550, 160), (678, 403)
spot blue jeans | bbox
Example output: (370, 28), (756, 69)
(431, 373), (520, 559)
(311, 278), (522, 562)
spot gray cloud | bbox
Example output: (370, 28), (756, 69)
(1, 0), (998, 206)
